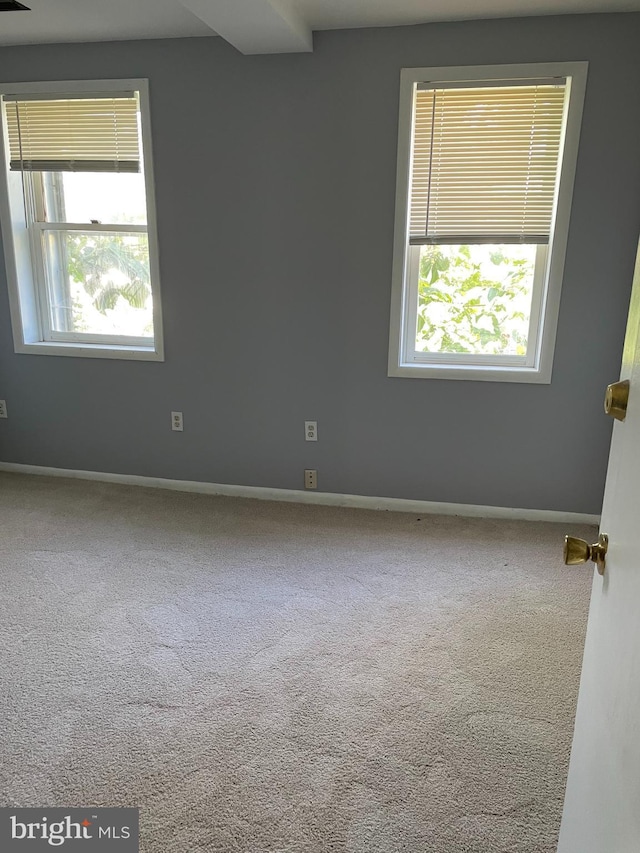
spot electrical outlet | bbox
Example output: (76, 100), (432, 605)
(171, 411), (183, 432)
(304, 469), (317, 490)
(305, 420), (318, 442)
(0, 400), (7, 419)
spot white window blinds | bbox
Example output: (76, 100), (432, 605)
(4, 93), (141, 173)
(408, 82), (567, 245)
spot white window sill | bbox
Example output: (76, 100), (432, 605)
(16, 340), (163, 361)
(388, 361), (551, 384)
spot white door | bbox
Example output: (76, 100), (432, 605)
(557, 242), (640, 852)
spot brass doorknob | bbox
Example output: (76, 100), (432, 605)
(563, 533), (608, 576)
(604, 379), (629, 421)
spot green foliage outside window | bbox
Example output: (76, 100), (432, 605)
(67, 233), (151, 315)
(416, 244), (536, 356)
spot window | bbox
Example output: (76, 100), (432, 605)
(0, 79), (163, 360)
(388, 63), (587, 382)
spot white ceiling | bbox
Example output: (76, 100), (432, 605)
(298, 0), (640, 29)
(0, 0), (638, 52)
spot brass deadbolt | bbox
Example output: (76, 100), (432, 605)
(564, 533), (608, 576)
(604, 379), (630, 421)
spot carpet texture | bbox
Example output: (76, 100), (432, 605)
(0, 473), (593, 852)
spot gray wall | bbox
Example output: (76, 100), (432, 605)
(0, 13), (639, 514)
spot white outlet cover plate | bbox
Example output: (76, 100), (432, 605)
(305, 420), (317, 441)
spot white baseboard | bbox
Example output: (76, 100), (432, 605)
(0, 461), (600, 525)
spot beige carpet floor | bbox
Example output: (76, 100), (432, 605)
(0, 472), (594, 852)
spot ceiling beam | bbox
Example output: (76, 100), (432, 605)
(179, 0), (312, 54)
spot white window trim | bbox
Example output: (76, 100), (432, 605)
(388, 62), (588, 383)
(0, 78), (164, 362)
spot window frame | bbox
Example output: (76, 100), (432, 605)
(388, 62), (588, 383)
(0, 78), (164, 361)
